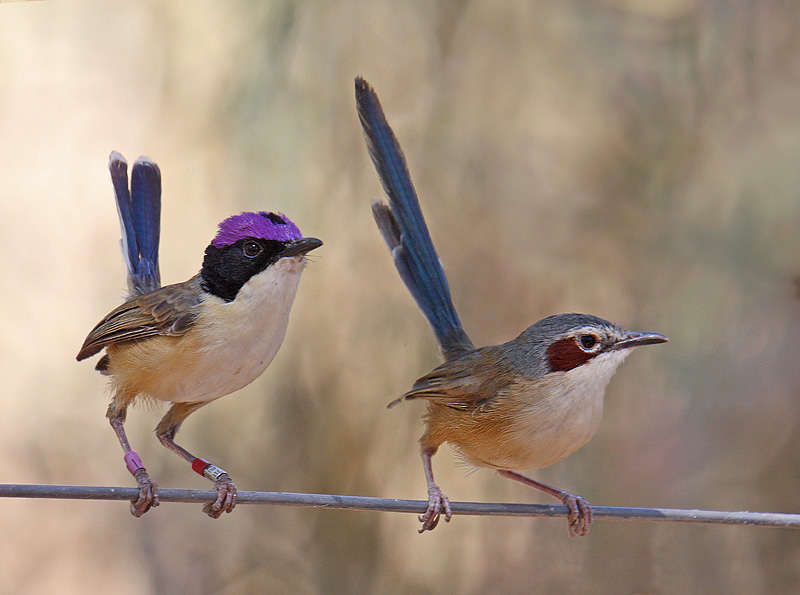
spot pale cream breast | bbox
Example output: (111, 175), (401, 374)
(452, 349), (630, 471)
(108, 256), (307, 405)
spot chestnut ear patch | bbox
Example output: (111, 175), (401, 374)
(546, 337), (598, 372)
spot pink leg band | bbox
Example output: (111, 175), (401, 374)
(124, 450), (145, 476)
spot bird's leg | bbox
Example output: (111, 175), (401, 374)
(107, 404), (159, 517)
(155, 403), (237, 518)
(498, 469), (592, 537)
(419, 446), (452, 532)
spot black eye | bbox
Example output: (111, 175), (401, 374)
(243, 240), (262, 258)
(579, 334), (597, 350)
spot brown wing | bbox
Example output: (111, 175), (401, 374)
(76, 275), (202, 361)
(388, 345), (517, 410)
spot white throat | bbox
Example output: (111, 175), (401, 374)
(165, 255), (307, 403)
(487, 348), (632, 471)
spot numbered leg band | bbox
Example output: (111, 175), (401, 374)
(192, 457), (228, 481)
(124, 450), (145, 476)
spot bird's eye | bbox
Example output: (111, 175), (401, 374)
(578, 334), (598, 350)
(242, 240), (262, 258)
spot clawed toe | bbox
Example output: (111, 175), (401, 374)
(562, 493), (592, 537)
(130, 469), (159, 517)
(203, 475), (237, 519)
(419, 485), (451, 533)
(493, 469), (594, 536)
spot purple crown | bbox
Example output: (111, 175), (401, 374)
(211, 211), (303, 248)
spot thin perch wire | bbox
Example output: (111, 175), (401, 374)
(1, 484), (799, 528)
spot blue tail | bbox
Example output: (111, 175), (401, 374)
(355, 78), (473, 357)
(108, 151), (161, 296)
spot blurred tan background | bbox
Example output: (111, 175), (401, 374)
(1, 0), (799, 592)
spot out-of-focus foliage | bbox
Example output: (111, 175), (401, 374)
(0, 0), (798, 593)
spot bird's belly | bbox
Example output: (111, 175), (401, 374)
(453, 376), (606, 471)
(155, 329), (285, 404)
(110, 259), (303, 405)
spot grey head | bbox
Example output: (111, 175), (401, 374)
(505, 312), (668, 377)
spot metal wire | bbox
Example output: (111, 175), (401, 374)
(1, 483), (799, 528)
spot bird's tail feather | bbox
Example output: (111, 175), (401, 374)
(109, 151), (161, 296)
(355, 77), (473, 357)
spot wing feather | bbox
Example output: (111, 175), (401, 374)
(76, 275), (202, 361)
(388, 346), (517, 410)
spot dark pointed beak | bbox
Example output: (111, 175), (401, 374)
(611, 331), (669, 350)
(281, 237), (323, 258)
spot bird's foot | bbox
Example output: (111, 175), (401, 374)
(495, 469), (592, 536)
(130, 469), (159, 517)
(203, 474), (237, 519)
(419, 484), (452, 532)
(560, 491), (592, 537)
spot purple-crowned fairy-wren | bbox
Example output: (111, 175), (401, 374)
(77, 153), (321, 518)
(355, 78), (667, 536)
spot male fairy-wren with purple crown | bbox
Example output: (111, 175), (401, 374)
(78, 153), (321, 518)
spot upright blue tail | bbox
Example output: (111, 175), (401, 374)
(355, 77), (473, 357)
(108, 152), (162, 296)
